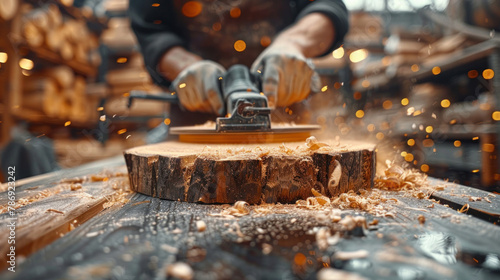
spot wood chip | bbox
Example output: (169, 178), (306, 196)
(418, 215), (426, 225)
(196, 220), (206, 232)
(46, 208), (64, 214)
(166, 262), (193, 280)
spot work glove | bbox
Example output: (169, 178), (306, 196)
(251, 43), (320, 108)
(172, 60), (226, 115)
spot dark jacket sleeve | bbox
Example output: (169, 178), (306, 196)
(296, 0), (349, 54)
(128, 0), (186, 87)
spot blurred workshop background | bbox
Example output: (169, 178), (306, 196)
(0, 0), (499, 190)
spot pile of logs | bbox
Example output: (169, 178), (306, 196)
(22, 66), (98, 123)
(21, 3), (100, 67)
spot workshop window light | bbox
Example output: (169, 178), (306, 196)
(19, 58), (34, 70)
(0, 52), (7, 63)
(349, 49), (368, 63)
(332, 47), (344, 59)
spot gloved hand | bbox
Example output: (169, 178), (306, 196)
(172, 60), (226, 115)
(251, 43), (320, 108)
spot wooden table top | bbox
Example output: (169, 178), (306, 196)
(1, 156), (499, 279)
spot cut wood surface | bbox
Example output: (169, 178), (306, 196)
(125, 138), (376, 204)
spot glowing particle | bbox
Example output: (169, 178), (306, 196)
(361, 80), (370, 88)
(349, 49), (368, 63)
(353, 92), (362, 100)
(407, 139), (415, 146)
(421, 164), (429, 172)
(332, 47), (344, 59)
(97, 107), (104, 111)
(333, 82), (342, 89)
(212, 22), (221, 31)
(482, 69), (494, 80)
(423, 139), (434, 147)
(117, 129), (127, 135)
(492, 111), (500, 121)
(381, 56), (391, 66)
(482, 144), (495, 153)
(441, 99), (450, 108)
(472, 169), (479, 173)
(472, 136), (479, 141)
(382, 100), (392, 110)
(179, 83), (187, 89)
(411, 64), (419, 72)
(0, 52), (7, 63)
(401, 98), (409, 106)
(19, 58), (34, 70)
(117, 57), (127, 63)
(376, 132), (384, 140)
(425, 126), (433, 133)
(401, 151), (407, 157)
(405, 153), (414, 162)
(99, 115), (106, 121)
(126, 135), (131, 139)
(321, 86), (328, 92)
(432, 66), (441, 75)
(468, 70), (478, 78)
(355, 110), (364, 118)
(152, 3), (160, 7)
(153, 20), (162, 24)
(164, 118), (171, 125)
(454, 140), (461, 147)
(229, 7), (241, 18)
(260, 36), (271, 47)
(294, 253), (307, 266)
(234, 40), (246, 52)
(182, 1), (203, 18)
(367, 124), (375, 132)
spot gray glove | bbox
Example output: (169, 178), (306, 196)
(251, 44), (320, 108)
(172, 60), (226, 115)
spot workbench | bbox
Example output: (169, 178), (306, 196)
(1, 156), (499, 280)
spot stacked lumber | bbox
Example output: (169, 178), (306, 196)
(22, 66), (98, 122)
(0, 0), (18, 21)
(21, 3), (100, 67)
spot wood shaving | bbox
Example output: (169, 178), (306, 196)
(316, 227), (330, 251)
(46, 208), (64, 214)
(196, 220), (206, 232)
(70, 184), (82, 191)
(458, 204), (469, 213)
(418, 215), (426, 225)
(305, 136), (329, 150)
(333, 249), (369, 260)
(374, 162), (432, 199)
(469, 196), (481, 202)
(166, 262), (193, 280)
(484, 197), (492, 203)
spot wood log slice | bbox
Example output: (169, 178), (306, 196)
(124, 139), (376, 204)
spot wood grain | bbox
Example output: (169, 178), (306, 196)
(125, 140), (377, 204)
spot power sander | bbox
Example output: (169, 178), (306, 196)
(127, 65), (319, 144)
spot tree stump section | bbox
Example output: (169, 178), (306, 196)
(124, 138), (376, 204)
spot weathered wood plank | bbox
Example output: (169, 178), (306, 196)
(4, 188), (500, 279)
(125, 140), (376, 204)
(428, 178), (500, 224)
(0, 156), (127, 271)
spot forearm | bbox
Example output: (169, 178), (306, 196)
(158, 46), (202, 82)
(273, 13), (335, 58)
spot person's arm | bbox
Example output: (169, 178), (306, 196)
(158, 47), (202, 82)
(271, 13), (335, 58)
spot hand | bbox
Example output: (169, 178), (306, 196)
(251, 43), (320, 108)
(172, 60), (226, 115)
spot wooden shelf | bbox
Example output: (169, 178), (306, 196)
(19, 44), (97, 77)
(12, 109), (97, 129)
